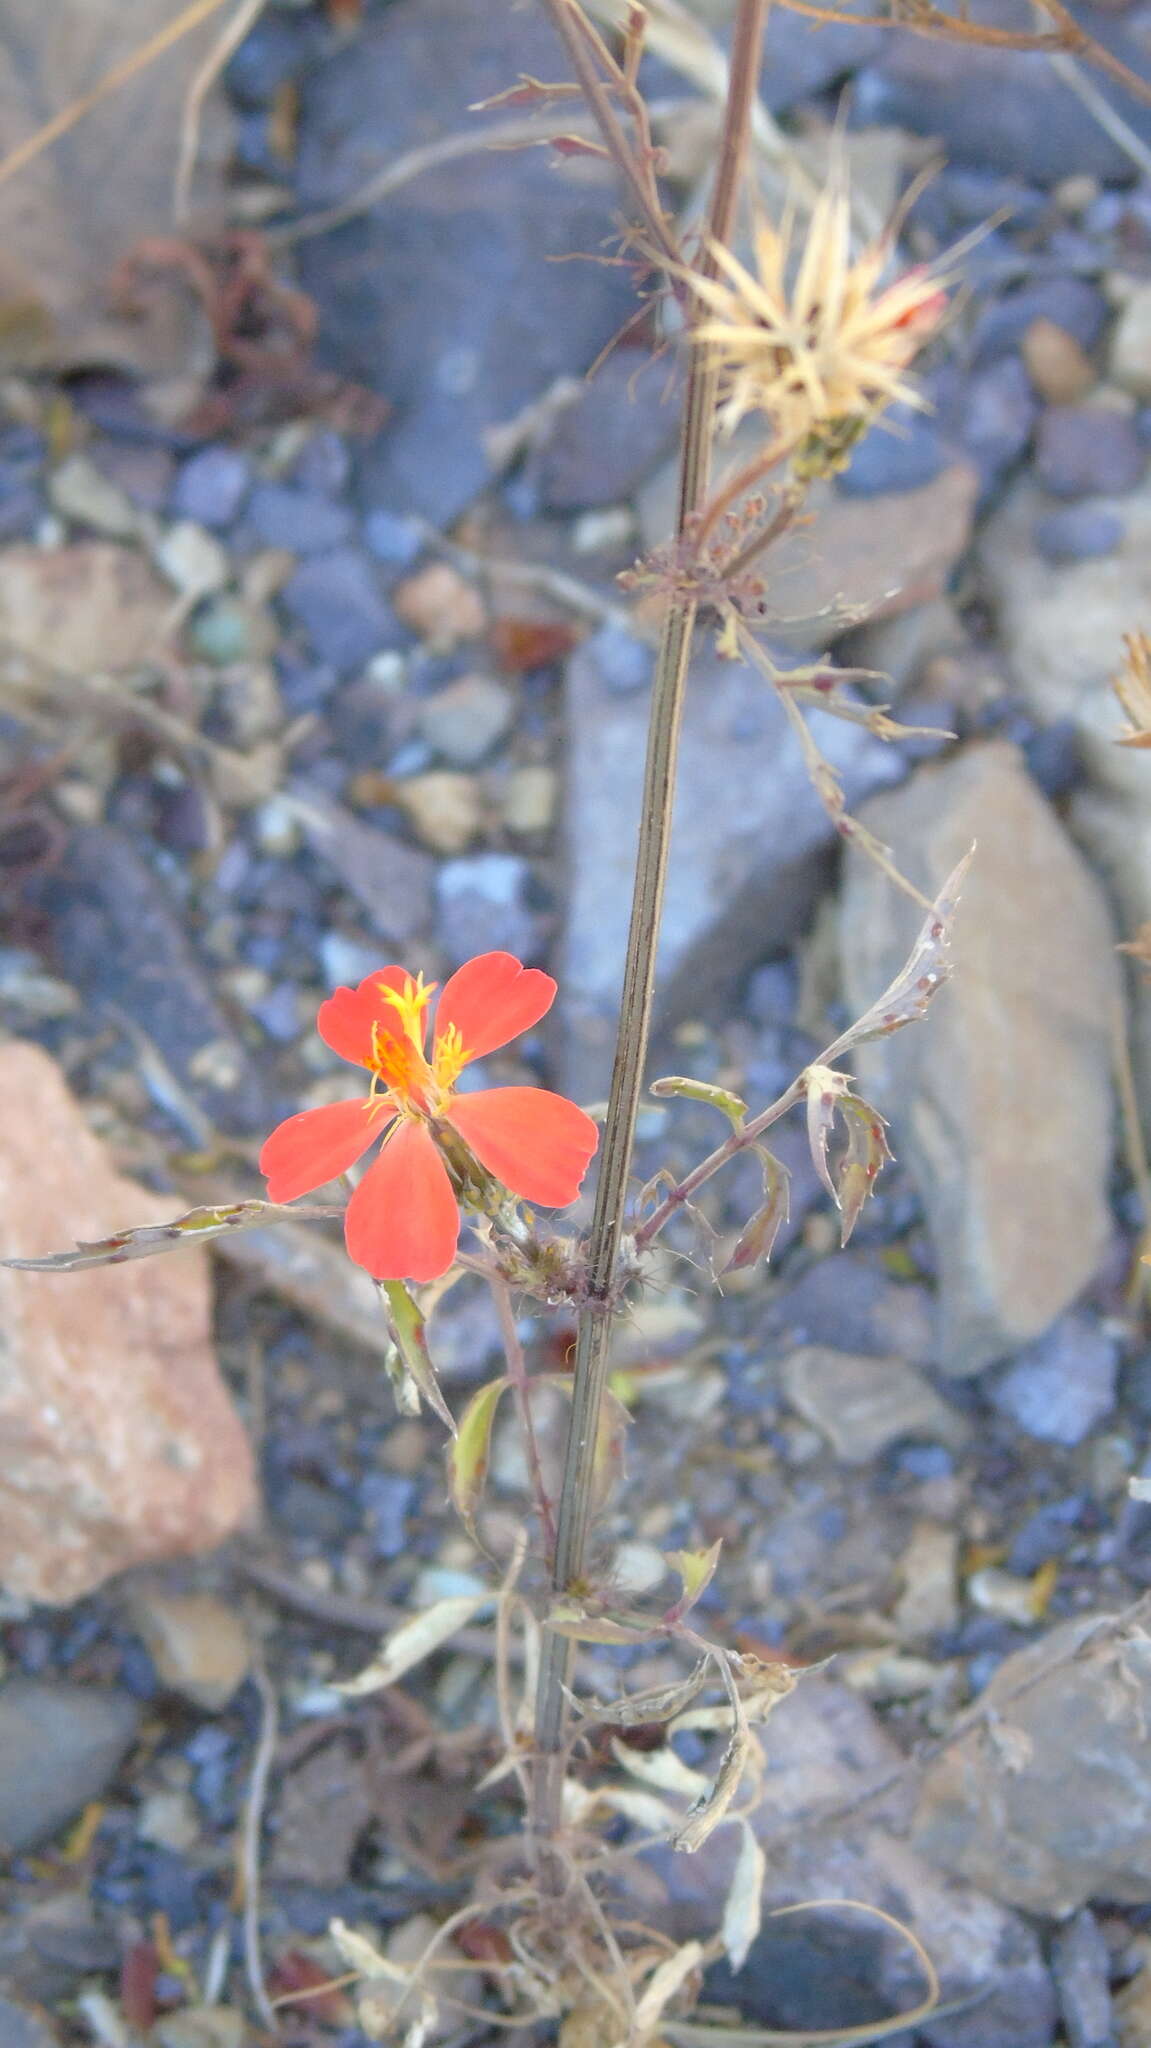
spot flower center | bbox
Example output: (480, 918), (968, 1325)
(365, 974), (471, 1118)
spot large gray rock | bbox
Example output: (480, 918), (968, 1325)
(562, 635), (904, 1099)
(0, 1679), (139, 1854)
(977, 475), (1151, 1136)
(914, 1612), (1151, 1916)
(295, 0), (639, 526)
(654, 1674), (1055, 2046)
(839, 742), (1117, 1376)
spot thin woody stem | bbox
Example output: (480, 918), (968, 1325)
(532, 0), (773, 1802)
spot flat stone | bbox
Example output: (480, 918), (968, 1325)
(952, 353), (1039, 497)
(0, 1044), (257, 1601)
(1033, 503), (1124, 564)
(290, 779), (435, 942)
(839, 742), (1117, 1375)
(0, 542), (170, 673)
(853, 14), (1151, 183)
(914, 1613), (1151, 1914)
(280, 549), (397, 673)
(245, 482), (354, 555)
(269, 1736), (371, 1885)
(32, 825), (274, 1135)
(1035, 404), (1146, 500)
(418, 673), (512, 765)
(392, 565), (486, 649)
(127, 1585), (251, 1712)
(780, 1345), (967, 1464)
(154, 520), (229, 600)
(436, 852), (536, 967)
(393, 771), (481, 854)
(1052, 1910), (1115, 2048)
(1021, 317), (1096, 406)
(0, 1680), (139, 1854)
(535, 350), (681, 512)
(562, 634), (904, 1100)
(991, 1312), (1119, 1446)
(170, 447), (252, 528)
(48, 454), (138, 539)
(502, 763), (556, 836)
(295, 0), (639, 524)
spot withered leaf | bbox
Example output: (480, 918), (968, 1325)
(822, 849), (973, 1064)
(379, 1278), (456, 1433)
(1, 1198), (339, 1272)
(446, 1375), (509, 1538)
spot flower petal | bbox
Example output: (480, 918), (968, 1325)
(446, 1087), (598, 1207)
(317, 967), (420, 1067)
(344, 1118), (460, 1282)
(435, 952), (556, 1064)
(260, 1097), (389, 1203)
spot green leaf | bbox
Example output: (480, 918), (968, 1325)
(0, 1198), (341, 1273)
(650, 1075), (747, 1128)
(379, 1279), (455, 1433)
(446, 1376), (509, 1540)
(665, 1539), (722, 1622)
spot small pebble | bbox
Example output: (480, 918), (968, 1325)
(991, 1311), (1119, 1446)
(1052, 1909), (1115, 2048)
(392, 562), (486, 646)
(1022, 316), (1096, 404)
(48, 454), (139, 539)
(419, 673), (513, 765)
(128, 1589), (251, 1713)
(394, 771), (482, 854)
(280, 548), (398, 672)
(502, 763), (557, 835)
(837, 402), (946, 498)
(1032, 503), (1124, 563)
(966, 1566), (1040, 1628)
(363, 508), (424, 567)
(436, 852), (536, 966)
(170, 446), (252, 528)
(585, 620), (655, 694)
(291, 428), (350, 497)
(154, 521), (230, 599)
(1035, 403), (1146, 498)
(246, 482), (355, 554)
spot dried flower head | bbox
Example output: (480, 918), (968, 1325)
(687, 170), (949, 459)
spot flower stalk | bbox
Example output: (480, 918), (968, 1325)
(532, 0), (775, 1827)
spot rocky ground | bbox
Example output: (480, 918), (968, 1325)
(7, 0), (1151, 2043)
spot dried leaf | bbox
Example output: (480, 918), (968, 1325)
(665, 1540), (723, 1623)
(821, 849), (973, 1065)
(379, 1279), (455, 1433)
(736, 1653), (801, 1722)
(672, 1719), (750, 1852)
(722, 1818), (765, 1972)
(332, 1594), (488, 1696)
(547, 1599), (656, 1645)
(446, 1376), (509, 1539)
(0, 1198), (338, 1272)
(599, 1784), (685, 1834)
(651, 1075), (748, 1128)
(582, 1657), (711, 1728)
(633, 1942), (705, 2038)
(721, 1148), (789, 1273)
(612, 1739), (710, 1801)
(802, 1064), (892, 1243)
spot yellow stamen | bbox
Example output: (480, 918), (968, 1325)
(381, 971), (437, 1051)
(433, 1021), (470, 1093)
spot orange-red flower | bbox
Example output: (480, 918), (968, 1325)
(259, 952), (598, 1283)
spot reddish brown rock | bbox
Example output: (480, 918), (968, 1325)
(0, 1042), (256, 1602)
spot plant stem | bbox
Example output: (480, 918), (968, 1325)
(532, 0), (772, 1814)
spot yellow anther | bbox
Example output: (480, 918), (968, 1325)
(433, 1022), (469, 1092)
(382, 972), (437, 1051)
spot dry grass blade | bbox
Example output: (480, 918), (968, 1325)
(175, 0), (268, 219)
(0, 0), (237, 194)
(332, 1594), (490, 1696)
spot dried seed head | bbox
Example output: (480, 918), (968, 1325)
(688, 168), (950, 463)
